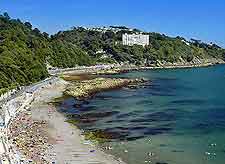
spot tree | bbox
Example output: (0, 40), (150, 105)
(33, 28), (41, 36)
(43, 32), (49, 38)
(24, 22), (32, 29)
(3, 12), (10, 20)
(133, 28), (141, 33)
(223, 51), (225, 61)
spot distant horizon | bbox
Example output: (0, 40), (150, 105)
(1, 0), (225, 47)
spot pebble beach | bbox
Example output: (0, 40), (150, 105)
(1, 76), (129, 164)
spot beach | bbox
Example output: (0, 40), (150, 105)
(1, 77), (127, 164)
(1, 63), (225, 164)
(28, 78), (126, 164)
(56, 65), (225, 164)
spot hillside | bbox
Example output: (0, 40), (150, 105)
(0, 13), (50, 93)
(0, 13), (91, 94)
(53, 26), (225, 65)
(0, 13), (225, 93)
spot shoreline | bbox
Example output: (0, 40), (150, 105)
(64, 77), (146, 99)
(0, 77), (60, 163)
(49, 61), (225, 76)
(0, 77), (127, 164)
(0, 62), (224, 163)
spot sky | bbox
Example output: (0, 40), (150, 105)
(1, 0), (225, 47)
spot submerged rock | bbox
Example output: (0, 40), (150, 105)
(83, 129), (129, 143)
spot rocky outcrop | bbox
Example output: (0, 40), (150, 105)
(64, 77), (145, 99)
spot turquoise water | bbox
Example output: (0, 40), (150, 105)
(58, 65), (225, 164)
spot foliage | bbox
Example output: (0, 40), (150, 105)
(1, 12), (225, 94)
(53, 27), (225, 65)
(0, 13), (92, 93)
(0, 13), (50, 90)
(48, 40), (92, 67)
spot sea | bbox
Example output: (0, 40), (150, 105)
(57, 64), (225, 164)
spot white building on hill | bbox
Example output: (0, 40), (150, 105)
(122, 33), (149, 46)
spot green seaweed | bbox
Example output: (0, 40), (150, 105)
(65, 119), (79, 125)
(49, 95), (71, 105)
(83, 131), (108, 143)
(83, 129), (123, 144)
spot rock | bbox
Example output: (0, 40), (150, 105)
(64, 77), (145, 99)
(148, 152), (155, 157)
(90, 150), (95, 153)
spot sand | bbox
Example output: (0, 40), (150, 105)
(27, 79), (126, 164)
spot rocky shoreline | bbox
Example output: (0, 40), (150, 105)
(49, 58), (225, 76)
(1, 61), (224, 163)
(1, 77), (130, 164)
(64, 77), (146, 99)
(9, 112), (50, 163)
(0, 77), (61, 163)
